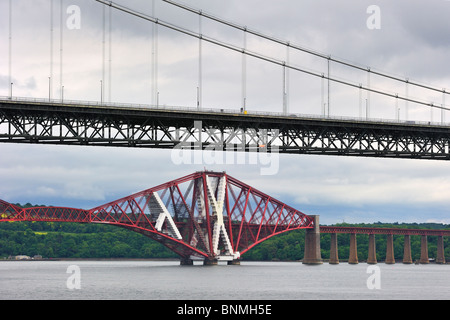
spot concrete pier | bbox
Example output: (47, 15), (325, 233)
(402, 235), (413, 264)
(303, 215), (323, 265)
(385, 234), (395, 264)
(367, 234), (377, 264)
(329, 233), (339, 264)
(419, 235), (429, 264)
(348, 233), (358, 264)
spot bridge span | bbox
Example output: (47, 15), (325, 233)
(320, 226), (449, 265)
(2, 98), (450, 160)
(1, 171), (448, 265)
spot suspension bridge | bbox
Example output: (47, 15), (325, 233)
(1, 1), (450, 264)
(2, 0), (450, 158)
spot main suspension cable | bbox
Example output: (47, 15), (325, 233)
(94, 0), (450, 112)
(163, 0), (449, 97)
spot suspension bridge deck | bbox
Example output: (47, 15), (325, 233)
(2, 98), (450, 160)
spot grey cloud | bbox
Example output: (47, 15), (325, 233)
(2, 0), (450, 224)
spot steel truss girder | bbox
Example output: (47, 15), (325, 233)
(320, 226), (450, 236)
(0, 200), (24, 220)
(0, 171), (314, 260)
(2, 100), (450, 159)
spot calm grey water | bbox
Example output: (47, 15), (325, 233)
(0, 260), (449, 300)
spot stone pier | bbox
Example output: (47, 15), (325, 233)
(180, 258), (194, 265)
(321, 228), (447, 265)
(303, 215), (323, 265)
(367, 234), (377, 264)
(203, 258), (218, 266)
(329, 233), (339, 264)
(403, 235), (413, 264)
(348, 233), (358, 264)
(385, 234), (395, 264)
(419, 235), (429, 264)
(436, 236), (446, 264)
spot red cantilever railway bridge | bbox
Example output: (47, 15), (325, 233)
(0, 171), (315, 264)
(1, 171), (449, 265)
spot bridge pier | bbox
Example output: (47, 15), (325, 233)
(403, 235), (413, 264)
(436, 236), (446, 264)
(348, 233), (358, 264)
(303, 215), (323, 265)
(329, 233), (339, 264)
(385, 234), (395, 264)
(227, 259), (241, 265)
(367, 234), (377, 264)
(203, 258), (218, 266)
(180, 258), (194, 265)
(321, 227), (450, 266)
(419, 235), (429, 264)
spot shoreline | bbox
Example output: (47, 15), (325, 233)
(0, 257), (180, 262)
(1, 258), (448, 264)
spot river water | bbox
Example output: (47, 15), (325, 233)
(0, 260), (449, 300)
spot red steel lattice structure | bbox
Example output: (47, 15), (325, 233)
(0, 171), (314, 262)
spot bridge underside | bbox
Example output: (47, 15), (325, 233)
(1, 100), (450, 160)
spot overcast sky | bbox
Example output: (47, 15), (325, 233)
(1, 0), (450, 225)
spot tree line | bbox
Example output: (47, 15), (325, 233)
(1, 204), (449, 261)
(0, 220), (177, 259)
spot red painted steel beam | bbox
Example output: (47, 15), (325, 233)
(0, 200), (24, 220)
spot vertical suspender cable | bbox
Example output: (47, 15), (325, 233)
(152, 0), (158, 107)
(431, 98), (434, 122)
(327, 57), (330, 116)
(151, 0), (155, 106)
(198, 10), (202, 110)
(359, 84), (362, 118)
(283, 55), (286, 115)
(155, 4), (159, 107)
(321, 75), (325, 117)
(366, 68), (371, 119)
(283, 43), (289, 115)
(8, 0), (12, 98)
(396, 94), (399, 121)
(405, 79), (409, 121)
(102, 5), (106, 104)
(108, 4), (112, 103)
(50, 0), (54, 101)
(442, 89), (446, 124)
(60, 0), (64, 101)
(242, 28), (247, 112)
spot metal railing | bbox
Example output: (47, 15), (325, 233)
(2, 95), (450, 128)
